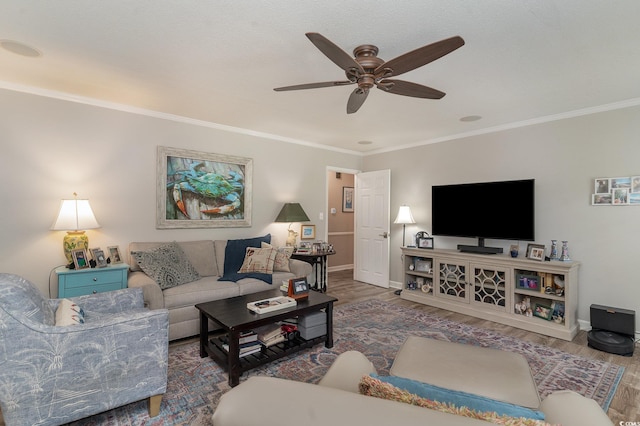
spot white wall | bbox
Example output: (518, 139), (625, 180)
(363, 105), (640, 331)
(0, 89), (362, 296)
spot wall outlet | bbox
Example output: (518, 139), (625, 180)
(319, 212), (324, 220)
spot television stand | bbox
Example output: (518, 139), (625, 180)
(457, 238), (502, 254)
(399, 247), (580, 341)
(457, 244), (503, 254)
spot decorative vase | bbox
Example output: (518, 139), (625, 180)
(549, 240), (559, 260)
(63, 231), (89, 263)
(559, 240), (571, 261)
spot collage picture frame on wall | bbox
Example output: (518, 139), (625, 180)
(592, 176), (640, 205)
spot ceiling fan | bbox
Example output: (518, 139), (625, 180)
(274, 32), (465, 114)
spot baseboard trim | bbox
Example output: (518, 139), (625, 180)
(327, 264), (353, 273)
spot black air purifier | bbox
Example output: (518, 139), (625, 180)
(587, 304), (635, 356)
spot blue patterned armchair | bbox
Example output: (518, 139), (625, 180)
(0, 273), (169, 426)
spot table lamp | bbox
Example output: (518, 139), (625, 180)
(275, 203), (310, 246)
(51, 192), (101, 263)
(394, 205), (415, 247)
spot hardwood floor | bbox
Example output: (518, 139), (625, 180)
(326, 269), (639, 425)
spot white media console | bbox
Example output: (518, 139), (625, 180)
(400, 247), (580, 341)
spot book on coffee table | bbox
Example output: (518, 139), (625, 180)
(247, 296), (296, 314)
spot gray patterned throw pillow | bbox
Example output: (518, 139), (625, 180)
(132, 241), (200, 289)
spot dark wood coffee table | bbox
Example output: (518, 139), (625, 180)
(195, 289), (337, 387)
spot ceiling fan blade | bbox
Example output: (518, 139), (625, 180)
(375, 36), (464, 78)
(377, 79), (445, 99)
(274, 80), (354, 91)
(347, 88), (369, 114)
(306, 32), (364, 73)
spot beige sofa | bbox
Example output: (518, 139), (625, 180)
(213, 338), (613, 426)
(126, 239), (312, 341)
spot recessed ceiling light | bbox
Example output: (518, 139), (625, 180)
(460, 115), (482, 122)
(357, 140), (373, 145)
(0, 40), (42, 58)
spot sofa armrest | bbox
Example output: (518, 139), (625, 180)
(288, 259), (313, 278)
(318, 350), (377, 393)
(212, 376), (488, 426)
(69, 287), (144, 312)
(539, 390), (612, 426)
(127, 271), (165, 309)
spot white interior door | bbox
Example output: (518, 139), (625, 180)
(354, 169), (390, 288)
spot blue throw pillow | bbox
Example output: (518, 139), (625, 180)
(219, 234), (273, 283)
(371, 374), (545, 420)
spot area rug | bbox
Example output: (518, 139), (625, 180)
(70, 299), (624, 425)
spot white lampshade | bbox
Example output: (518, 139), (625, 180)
(394, 205), (416, 224)
(51, 198), (100, 231)
(51, 194), (101, 263)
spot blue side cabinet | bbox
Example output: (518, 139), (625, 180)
(55, 263), (129, 298)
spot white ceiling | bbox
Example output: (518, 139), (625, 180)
(1, 1), (640, 154)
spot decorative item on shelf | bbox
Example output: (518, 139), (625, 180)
(525, 243), (545, 261)
(515, 273), (540, 291)
(414, 258), (432, 272)
(533, 303), (554, 321)
(509, 244), (519, 258)
(549, 240), (559, 260)
(421, 280), (433, 294)
(394, 205), (415, 247)
(275, 202), (310, 247)
(514, 296), (532, 316)
(51, 192), (101, 264)
(559, 240), (571, 261)
(415, 231), (434, 249)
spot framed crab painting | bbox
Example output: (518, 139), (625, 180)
(156, 146), (253, 228)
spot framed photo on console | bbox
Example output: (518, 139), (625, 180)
(526, 243), (545, 261)
(417, 236), (434, 249)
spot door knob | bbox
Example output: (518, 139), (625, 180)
(379, 232), (389, 238)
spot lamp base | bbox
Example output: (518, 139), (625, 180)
(63, 231), (88, 263)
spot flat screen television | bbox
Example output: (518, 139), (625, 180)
(431, 179), (535, 254)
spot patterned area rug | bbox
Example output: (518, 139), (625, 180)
(70, 299), (624, 425)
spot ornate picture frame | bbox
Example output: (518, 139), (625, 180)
(156, 146), (252, 228)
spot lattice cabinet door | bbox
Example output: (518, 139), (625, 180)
(470, 263), (511, 312)
(435, 259), (470, 303)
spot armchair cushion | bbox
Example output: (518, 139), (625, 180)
(54, 298), (85, 326)
(131, 241), (200, 289)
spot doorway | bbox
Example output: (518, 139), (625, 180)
(326, 169), (355, 272)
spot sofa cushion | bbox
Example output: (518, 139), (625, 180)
(131, 241), (200, 290)
(361, 375), (548, 424)
(238, 247), (277, 274)
(55, 298), (85, 326)
(162, 277), (240, 309)
(390, 336), (541, 409)
(262, 242), (292, 272)
(219, 235), (273, 284)
(129, 240), (218, 277)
